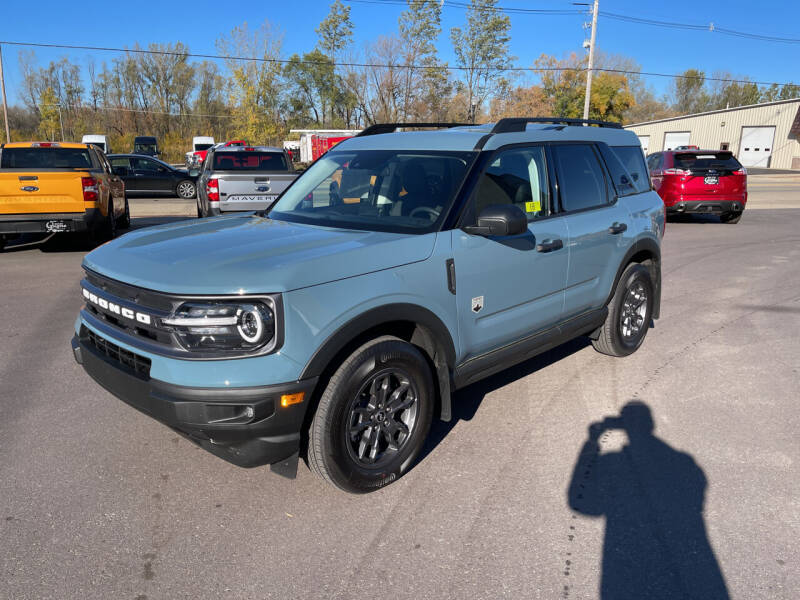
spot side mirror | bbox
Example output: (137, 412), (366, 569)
(463, 204), (528, 237)
(113, 166), (129, 177)
(188, 167), (200, 177)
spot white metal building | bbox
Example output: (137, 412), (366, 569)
(625, 99), (800, 169)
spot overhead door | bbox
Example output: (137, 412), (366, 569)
(663, 132), (691, 151)
(739, 126), (776, 167)
(638, 135), (650, 154)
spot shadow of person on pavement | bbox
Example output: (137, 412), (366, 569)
(568, 401), (729, 600)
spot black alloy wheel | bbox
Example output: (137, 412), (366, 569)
(308, 336), (434, 493)
(592, 263), (654, 357)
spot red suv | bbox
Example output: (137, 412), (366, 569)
(647, 150), (747, 223)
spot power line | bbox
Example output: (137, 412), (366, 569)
(346, 0), (800, 45)
(1, 39), (796, 87)
(600, 11), (800, 44)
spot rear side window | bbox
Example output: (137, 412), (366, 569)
(598, 145), (636, 197)
(611, 146), (650, 193)
(0, 148), (94, 169)
(674, 152), (742, 172)
(475, 146), (550, 220)
(552, 144), (607, 212)
(213, 152), (289, 171)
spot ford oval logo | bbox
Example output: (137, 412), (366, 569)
(21, 186), (39, 192)
(256, 185), (270, 192)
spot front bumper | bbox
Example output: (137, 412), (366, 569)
(71, 332), (317, 470)
(0, 210), (101, 235)
(666, 199), (744, 215)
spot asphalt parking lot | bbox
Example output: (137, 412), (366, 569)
(1, 175), (799, 599)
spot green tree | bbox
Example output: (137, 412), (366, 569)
(671, 69), (711, 115)
(316, 0), (353, 60)
(398, 0), (450, 120)
(450, 0), (513, 120)
(284, 50), (338, 126)
(37, 87), (61, 140)
(779, 82), (800, 100)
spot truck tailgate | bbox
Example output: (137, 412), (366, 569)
(218, 173), (298, 212)
(0, 171), (86, 214)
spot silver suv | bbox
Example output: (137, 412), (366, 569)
(196, 145), (297, 217)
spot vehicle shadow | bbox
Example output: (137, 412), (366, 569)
(568, 401), (729, 599)
(416, 337), (591, 466)
(667, 214), (723, 225)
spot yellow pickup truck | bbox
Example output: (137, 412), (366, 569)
(0, 142), (128, 250)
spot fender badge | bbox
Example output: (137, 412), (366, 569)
(20, 186), (39, 192)
(471, 296), (484, 314)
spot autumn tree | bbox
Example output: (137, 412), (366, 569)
(217, 21), (285, 145)
(37, 87), (61, 140)
(671, 69), (711, 115)
(450, 0), (513, 120)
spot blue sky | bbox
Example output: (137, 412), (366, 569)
(2, 0), (799, 105)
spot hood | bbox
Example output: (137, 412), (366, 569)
(83, 214), (437, 294)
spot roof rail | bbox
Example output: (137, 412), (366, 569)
(356, 122), (476, 137)
(491, 117), (622, 133)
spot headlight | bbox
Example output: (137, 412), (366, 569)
(162, 300), (275, 353)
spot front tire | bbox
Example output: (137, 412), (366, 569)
(308, 336), (435, 493)
(177, 180), (196, 199)
(592, 263), (654, 357)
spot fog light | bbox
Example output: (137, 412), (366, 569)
(281, 392), (305, 407)
(244, 406), (255, 419)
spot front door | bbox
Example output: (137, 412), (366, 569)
(452, 145), (569, 361)
(132, 157), (173, 193)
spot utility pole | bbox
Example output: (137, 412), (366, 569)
(0, 45), (10, 143)
(582, 0), (598, 121)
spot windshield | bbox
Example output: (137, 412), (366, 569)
(674, 152), (742, 172)
(134, 144), (158, 154)
(194, 143), (213, 151)
(213, 151), (289, 171)
(268, 150), (475, 234)
(0, 148), (94, 169)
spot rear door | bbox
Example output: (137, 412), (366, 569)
(553, 143), (632, 318)
(452, 145), (569, 360)
(0, 146), (89, 214)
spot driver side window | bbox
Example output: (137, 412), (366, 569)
(474, 146), (550, 221)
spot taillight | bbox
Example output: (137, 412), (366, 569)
(206, 179), (219, 202)
(32, 142), (60, 148)
(82, 177), (99, 202)
(733, 167), (747, 175)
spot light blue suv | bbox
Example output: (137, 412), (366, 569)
(71, 119), (664, 493)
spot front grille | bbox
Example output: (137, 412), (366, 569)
(84, 327), (151, 378)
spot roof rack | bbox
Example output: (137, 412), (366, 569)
(356, 122), (476, 137)
(491, 117), (622, 133)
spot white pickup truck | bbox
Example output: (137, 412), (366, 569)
(196, 146), (297, 217)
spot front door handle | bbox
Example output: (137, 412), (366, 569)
(536, 238), (563, 253)
(608, 222), (628, 234)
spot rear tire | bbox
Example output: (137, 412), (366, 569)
(116, 195), (131, 229)
(720, 211), (742, 224)
(177, 180), (196, 199)
(592, 263), (654, 357)
(308, 336), (434, 493)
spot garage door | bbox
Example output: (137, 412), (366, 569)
(664, 132), (691, 151)
(739, 126), (776, 167)
(638, 135), (650, 154)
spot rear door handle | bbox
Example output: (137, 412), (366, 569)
(608, 222), (628, 234)
(536, 238), (563, 253)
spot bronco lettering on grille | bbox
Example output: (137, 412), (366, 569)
(83, 288), (152, 325)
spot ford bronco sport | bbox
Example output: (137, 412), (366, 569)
(71, 119), (664, 493)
